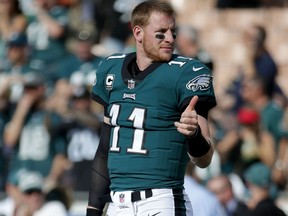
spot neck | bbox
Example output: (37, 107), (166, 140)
(254, 95), (270, 111)
(136, 46), (153, 71)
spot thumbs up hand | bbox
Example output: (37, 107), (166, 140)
(174, 96), (199, 137)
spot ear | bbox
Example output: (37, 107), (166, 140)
(133, 26), (143, 43)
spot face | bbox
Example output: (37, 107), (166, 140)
(75, 41), (93, 60)
(207, 177), (233, 205)
(7, 46), (26, 64)
(139, 12), (176, 62)
(240, 80), (260, 103)
(0, 0), (12, 14)
(176, 32), (197, 57)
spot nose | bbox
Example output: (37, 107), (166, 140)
(165, 30), (176, 42)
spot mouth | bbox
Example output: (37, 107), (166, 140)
(161, 46), (173, 52)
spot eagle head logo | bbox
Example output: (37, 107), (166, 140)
(186, 74), (212, 92)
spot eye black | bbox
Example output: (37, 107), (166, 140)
(155, 34), (165, 39)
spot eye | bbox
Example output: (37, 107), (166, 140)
(155, 34), (165, 39)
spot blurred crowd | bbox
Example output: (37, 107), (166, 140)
(0, 0), (287, 216)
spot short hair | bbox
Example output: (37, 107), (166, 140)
(178, 25), (199, 43)
(254, 25), (266, 45)
(131, 0), (175, 28)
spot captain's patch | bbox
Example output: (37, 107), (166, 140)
(105, 74), (115, 90)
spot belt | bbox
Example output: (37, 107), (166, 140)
(131, 189), (153, 202)
(111, 188), (183, 202)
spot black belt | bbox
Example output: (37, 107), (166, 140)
(131, 189), (153, 202)
(110, 188), (182, 202)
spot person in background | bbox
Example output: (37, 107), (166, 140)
(176, 25), (214, 71)
(25, 0), (69, 86)
(15, 171), (68, 216)
(184, 161), (227, 216)
(3, 72), (68, 197)
(215, 105), (276, 175)
(0, 32), (46, 106)
(58, 86), (102, 191)
(0, 0), (27, 70)
(66, 0), (98, 47)
(207, 174), (251, 216)
(230, 24), (286, 112)
(0, 32), (32, 192)
(272, 136), (288, 190)
(244, 162), (286, 216)
(240, 76), (288, 155)
(56, 30), (103, 85)
(243, 24), (281, 100)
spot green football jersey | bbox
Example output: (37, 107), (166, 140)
(92, 53), (216, 191)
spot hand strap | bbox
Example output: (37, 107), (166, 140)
(186, 125), (211, 157)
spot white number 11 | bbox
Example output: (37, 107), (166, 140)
(109, 104), (147, 154)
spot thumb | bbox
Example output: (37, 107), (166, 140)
(185, 96), (198, 112)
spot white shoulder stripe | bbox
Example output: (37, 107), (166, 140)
(107, 54), (126, 60)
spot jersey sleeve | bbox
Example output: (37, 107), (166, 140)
(177, 60), (217, 118)
(91, 59), (109, 107)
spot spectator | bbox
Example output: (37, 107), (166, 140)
(272, 137), (288, 190)
(59, 86), (102, 191)
(91, 0), (143, 56)
(25, 0), (69, 84)
(0, 180), (23, 216)
(243, 24), (284, 102)
(244, 162), (286, 216)
(207, 174), (251, 216)
(15, 171), (68, 216)
(176, 25), (214, 71)
(241, 76), (288, 151)
(231, 24), (285, 111)
(0, 0), (27, 70)
(184, 161), (227, 216)
(216, 105), (276, 175)
(3, 72), (68, 193)
(56, 30), (103, 85)
(66, 0), (98, 47)
(0, 33), (36, 191)
(0, 32), (48, 104)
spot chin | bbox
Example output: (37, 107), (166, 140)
(161, 54), (173, 61)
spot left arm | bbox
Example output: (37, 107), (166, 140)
(174, 96), (214, 168)
(188, 115), (214, 168)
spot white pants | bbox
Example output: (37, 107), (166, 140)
(105, 189), (193, 216)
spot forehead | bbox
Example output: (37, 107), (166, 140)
(147, 12), (175, 30)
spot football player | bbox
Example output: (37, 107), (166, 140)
(87, 1), (217, 215)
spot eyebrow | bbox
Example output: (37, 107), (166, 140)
(156, 27), (176, 33)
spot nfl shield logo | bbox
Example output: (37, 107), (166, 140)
(119, 193), (125, 203)
(128, 79), (135, 90)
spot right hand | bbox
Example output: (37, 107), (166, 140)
(174, 96), (199, 137)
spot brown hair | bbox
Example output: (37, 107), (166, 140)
(131, 0), (175, 28)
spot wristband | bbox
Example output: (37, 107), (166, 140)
(186, 125), (211, 157)
(86, 208), (103, 216)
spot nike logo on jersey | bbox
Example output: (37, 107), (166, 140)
(192, 66), (204, 71)
(148, 212), (161, 216)
(186, 74), (212, 92)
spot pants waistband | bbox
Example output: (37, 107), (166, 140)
(112, 188), (183, 202)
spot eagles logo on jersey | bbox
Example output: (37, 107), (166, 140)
(186, 74), (212, 92)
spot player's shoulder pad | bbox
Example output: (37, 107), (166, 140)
(105, 53), (127, 61)
(170, 54), (211, 74)
(97, 53), (127, 70)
